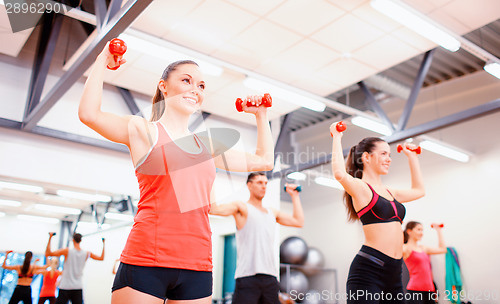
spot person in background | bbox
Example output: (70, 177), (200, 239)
(2, 250), (48, 304)
(36, 257), (63, 304)
(330, 121), (425, 304)
(45, 232), (105, 304)
(403, 221), (446, 304)
(210, 172), (304, 304)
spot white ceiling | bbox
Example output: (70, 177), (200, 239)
(57, 0), (500, 125)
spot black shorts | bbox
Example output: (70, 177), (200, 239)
(112, 262), (212, 300)
(232, 274), (280, 304)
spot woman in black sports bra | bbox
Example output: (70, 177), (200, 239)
(2, 250), (49, 304)
(329, 123), (425, 304)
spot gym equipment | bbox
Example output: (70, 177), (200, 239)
(431, 223), (444, 228)
(302, 290), (325, 304)
(397, 144), (421, 154)
(301, 247), (325, 276)
(107, 38), (127, 70)
(284, 185), (302, 192)
(330, 121), (346, 136)
(280, 236), (308, 265)
(235, 93), (272, 112)
(279, 270), (309, 295)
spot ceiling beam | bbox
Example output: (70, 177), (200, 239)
(270, 97), (500, 179)
(116, 87), (143, 117)
(397, 49), (435, 131)
(94, 0), (107, 31)
(358, 81), (394, 130)
(22, 0), (154, 131)
(24, 13), (64, 121)
(0, 117), (128, 153)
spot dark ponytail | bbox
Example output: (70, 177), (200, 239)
(21, 251), (33, 276)
(150, 60), (199, 122)
(343, 137), (385, 222)
(403, 221), (421, 243)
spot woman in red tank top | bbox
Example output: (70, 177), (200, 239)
(79, 42), (274, 304)
(403, 221), (447, 304)
(36, 257), (62, 304)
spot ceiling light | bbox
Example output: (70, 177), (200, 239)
(0, 181), (43, 193)
(105, 212), (134, 221)
(314, 177), (343, 190)
(56, 190), (112, 202)
(243, 77), (326, 112)
(34, 204), (81, 215)
(370, 0), (460, 52)
(118, 33), (223, 76)
(287, 172), (306, 181)
(420, 140), (470, 162)
(76, 222), (111, 230)
(351, 116), (393, 136)
(0, 199), (22, 207)
(484, 61), (500, 80)
(17, 214), (60, 224)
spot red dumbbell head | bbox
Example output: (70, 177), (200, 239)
(107, 38), (127, 70)
(330, 121), (346, 137)
(109, 38), (127, 56)
(261, 93), (272, 107)
(235, 98), (244, 112)
(431, 223), (444, 228)
(336, 121), (346, 132)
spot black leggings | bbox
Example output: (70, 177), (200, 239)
(8, 285), (32, 304)
(347, 245), (405, 303)
(38, 297), (57, 304)
(55, 289), (83, 304)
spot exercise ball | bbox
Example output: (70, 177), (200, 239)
(280, 236), (308, 265)
(302, 290), (324, 304)
(301, 247), (325, 276)
(280, 270), (309, 295)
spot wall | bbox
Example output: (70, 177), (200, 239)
(278, 71), (500, 304)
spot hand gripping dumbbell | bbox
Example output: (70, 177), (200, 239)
(107, 38), (127, 70)
(397, 144), (421, 154)
(235, 93), (272, 112)
(330, 121), (347, 137)
(284, 185), (302, 192)
(431, 223), (444, 228)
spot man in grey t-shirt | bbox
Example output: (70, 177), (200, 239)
(210, 172), (304, 304)
(46, 232), (105, 304)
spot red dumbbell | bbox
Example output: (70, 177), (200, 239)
(431, 223), (444, 228)
(330, 121), (347, 137)
(235, 93), (272, 112)
(107, 38), (127, 70)
(397, 144), (421, 154)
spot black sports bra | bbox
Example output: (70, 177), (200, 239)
(357, 183), (405, 225)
